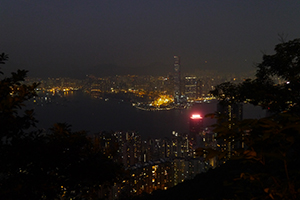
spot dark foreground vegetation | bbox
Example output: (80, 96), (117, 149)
(0, 53), (124, 199)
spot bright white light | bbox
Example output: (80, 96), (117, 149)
(191, 114), (202, 119)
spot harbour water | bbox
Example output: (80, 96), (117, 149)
(28, 91), (216, 139)
(28, 90), (264, 139)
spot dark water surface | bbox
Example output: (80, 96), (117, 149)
(29, 91), (264, 139)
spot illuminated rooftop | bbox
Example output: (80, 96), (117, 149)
(190, 114), (202, 119)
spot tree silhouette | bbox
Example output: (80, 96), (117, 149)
(205, 39), (300, 199)
(0, 54), (124, 199)
(212, 38), (300, 114)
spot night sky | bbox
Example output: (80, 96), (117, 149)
(1, 0), (300, 78)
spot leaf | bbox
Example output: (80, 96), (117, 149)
(286, 136), (294, 143)
(264, 188), (269, 193)
(243, 150), (257, 159)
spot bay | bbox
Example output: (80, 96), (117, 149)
(29, 91), (217, 139)
(29, 91), (264, 139)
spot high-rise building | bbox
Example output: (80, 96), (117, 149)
(184, 76), (197, 101)
(173, 56), (181, 103)
(189, 114), (203, 149)
(217, 103), (243, 122)
(189, 114), (203, 134)
(92, 131), (142, 168)
(217, 103), (243, 158)
(196, 79), (203, 99)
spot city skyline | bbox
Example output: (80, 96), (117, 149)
(1, 1), (300, 78)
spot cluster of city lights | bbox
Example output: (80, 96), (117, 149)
(152, 95), (174, 107)
(47, 87), (74, 93)
(128, 89), (146, 97)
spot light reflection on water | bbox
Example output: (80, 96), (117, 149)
(29, 91), (264, 139)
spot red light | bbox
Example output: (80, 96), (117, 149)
(190, 114), (202, 119)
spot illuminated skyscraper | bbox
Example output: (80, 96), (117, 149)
(217, 103), (243, 122)
(189, 114), (203, 134)
(189, 114), (203, 148)
(173, 56), (181, 103)
(184, 76), (197, 101)
(217, 103), (243, 158)
(196, 79), (203, 99)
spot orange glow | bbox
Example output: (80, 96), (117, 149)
(152, 94), (173, 107)
(190, 114), (202, 119)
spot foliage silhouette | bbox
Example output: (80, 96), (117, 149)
(0, 54), (124, 199)
(212, 38), (300, 114)
(206, 38), (300, 199)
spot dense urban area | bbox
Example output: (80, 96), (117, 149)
(26, 69), (254, 109)
(20, 60), (253, 199)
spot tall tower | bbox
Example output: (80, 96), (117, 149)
(217, 103), (243, 122)
(189, 114), (203, 134)
(189, 114), (203, 148)
(184, 76), (197, 101)
(217, 103), (243, 158)
(174, 56), (181, 103)
(196, 79), (203, 99)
